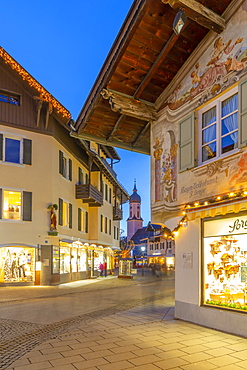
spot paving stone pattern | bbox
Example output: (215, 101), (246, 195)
(0, 293), (170, 369)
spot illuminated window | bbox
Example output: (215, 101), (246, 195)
(62, 201), (68, 227)
(58, 198), (72, 228)
(3, 191), (21, 220)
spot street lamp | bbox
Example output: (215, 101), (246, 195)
(173, 8), (187, 35)
(141, 246), (145, 276)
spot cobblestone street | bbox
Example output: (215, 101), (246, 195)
(1, 274), (247, 370)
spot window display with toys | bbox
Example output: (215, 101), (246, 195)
(203, 215), (247, 311)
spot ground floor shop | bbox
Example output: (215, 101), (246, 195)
(0, 240), (115, 286)
(175, 208), (247, 337)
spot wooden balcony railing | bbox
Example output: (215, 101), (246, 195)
(76, 184), (103, 207)
(113, 206), (123, 220)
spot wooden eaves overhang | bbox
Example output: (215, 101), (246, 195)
(73, 0), (241, 155)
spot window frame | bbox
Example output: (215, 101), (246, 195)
(198, 87), (238, 166)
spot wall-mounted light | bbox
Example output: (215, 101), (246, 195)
(173, 8), (187, 35)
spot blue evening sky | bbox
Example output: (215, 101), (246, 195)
(1, 0), (150, 234)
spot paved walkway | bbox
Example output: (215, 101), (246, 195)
(4, 290), (247, 370)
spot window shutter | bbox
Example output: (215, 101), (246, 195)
(109, 188), (112, 204)
(101, 215), (103, 232)
(69, 203), (72, 228)
(179, 113), (194, 172)
(78, 167), (83, 185)
(69, 159), (72, 181)
(85, 211), (88, 233)
(239, 78), (247, 148)
(0, 134), (3, 161)
(23, 191), (32, 221)
(0, 188), (2, 219)
(78, 208), (81, 231)
(23, 139), (32, 165)
(58, 198), (63, 226)
(109, 219), (111, 235)
(59, 151), (63, 175)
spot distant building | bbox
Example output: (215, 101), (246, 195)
(127, 181), (143, 240)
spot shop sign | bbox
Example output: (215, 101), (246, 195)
(204, 215), (247, 237)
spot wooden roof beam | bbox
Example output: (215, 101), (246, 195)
(134, 31), (181, 99)
(162, 0), (226, 34)
(132, 121), (151, 148)
(107, 114), (126, 141)
(101, 88), (157, 122)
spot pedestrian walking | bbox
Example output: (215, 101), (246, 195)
(99, 262), (103, 277)
(103, 261), (107, 277)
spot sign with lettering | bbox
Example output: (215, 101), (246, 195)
(204, 215), (247, 237)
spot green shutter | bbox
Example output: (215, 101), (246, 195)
(69, 203), (72, 228)
(59, 151), (63, 175)
(58, 198), (63, 226)
(0, 188), (2, 219)
(85, 173), (89, 184)
(109, 219), (111, 235)
(69, 159), (72, 181)
(85, 211), (88, 233)
(78, 208), (81, 231)
(78, 167), (83, 185)
(23, 139), (32, 165)
(0, 134), (3, 161)
(100, 214), (103, 232)
(239, 78), (247, 148)
(179, 113), (194, 172)
(23, 191), (32, 221)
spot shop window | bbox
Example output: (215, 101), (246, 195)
(0, 134), (32, 165)
(78, 248), (87, 271)
(60, 246), (70, 274)
(0, 189), (32, 221)
(203, 215), (247, 311)
(0, 247), (35, 282)
(0, 90), (20, 105)
(71, 247), (78, 273)
(59, 150), (72, 181)
(52, 246), (60, 274)
(198, 88), (238, 164)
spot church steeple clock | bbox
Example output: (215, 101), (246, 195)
(127, 180), (143, 240)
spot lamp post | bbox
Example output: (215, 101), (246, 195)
(141, 246), (145, 276)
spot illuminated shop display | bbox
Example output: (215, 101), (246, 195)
(52, 246), (60, 274)
(78, 249), (87, 272)
(203, 215), (247, 310)
(60, 246), (70, 274)
(0, 246), (35, 282)
(71, 247), (78, 273)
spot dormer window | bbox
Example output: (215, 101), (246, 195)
(0, 91), (20, 106)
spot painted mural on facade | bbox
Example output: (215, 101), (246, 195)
(167, 3), (247, 111)
(152, 2), (247, 209)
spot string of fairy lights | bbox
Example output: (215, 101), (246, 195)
(0, 47), (71, 119)
(172, 190), (247, 237)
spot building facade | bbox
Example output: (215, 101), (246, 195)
(71, 0), (247, 337)
(0, 47), (129, 286)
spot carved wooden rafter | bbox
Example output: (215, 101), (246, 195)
(101, 89), (157, 122)
(162, 0), (225, 33)
(107, 114), (126, 141)
(45, 103), (53, 129)
(35, 99), (43, 127)
(132, 121), (151, 147)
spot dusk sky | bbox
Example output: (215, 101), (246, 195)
(1, 0), (151, 234)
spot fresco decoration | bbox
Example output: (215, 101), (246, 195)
(230, 152), (247, 184)
(166, 4), (247, 111)
(153, 130), (178, 204)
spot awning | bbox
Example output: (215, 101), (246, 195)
(186, 199), (247, 221)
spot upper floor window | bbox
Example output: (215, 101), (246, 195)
(199, 89), (238, 164)
(150, 243), (153, 250)
(58, 198), (72, 228)
(78, 208), (88, 233)
(0, 134), (32, 165)
(59, 151), (72, 181)
(0, 91), (20, 106)
(0, 189), (32, 221)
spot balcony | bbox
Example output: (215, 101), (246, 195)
(113, 206), (123, 220)
(76, 184), (103, 207)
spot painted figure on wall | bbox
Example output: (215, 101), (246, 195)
(153, 136), (163, 202)
(167, 34), (246, 110)
(161, 130), (178, 202)
(230, 152), (247, 184)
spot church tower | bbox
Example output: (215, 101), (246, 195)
(127, 181), (143, 240)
